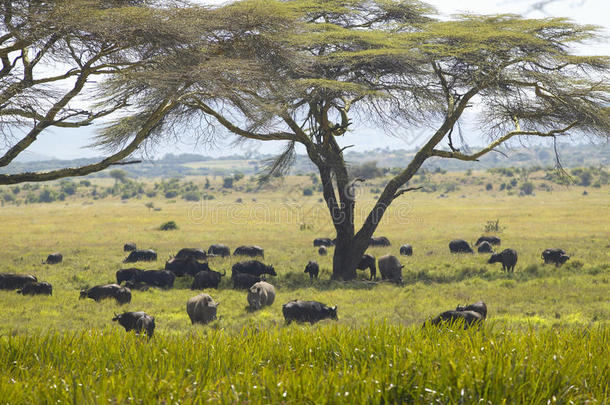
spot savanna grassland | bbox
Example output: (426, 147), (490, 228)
(0, 169), (609, 403)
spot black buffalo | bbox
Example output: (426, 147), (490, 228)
(191, 269), (225, 290)
(208, 244), (230, 257)
(488, 249), (518, 273)
(112, 311), (155, 338)
(233, 245), (264, 258)
(282, 300), (338, 324)
(357, 254), (376, 280)
(399, 244), (413, 256)
(80, 284), (131, 304)
(116, 268), (144, 284)
(232, 272), (263, 289)
(475, 236), (501, 246)
(313, 238), (334, 247)
(123, 249), (157, 263)
(542, 248), (570, 266)
(232, 260), (276, 277)
(124, 280), (153, 291)
(449, 239), (474, 254)
(165, 257), (210, 277)
(44, 253), (62, 264)
(455, 301), (487, 319)
(318, 246), (328, 256)
(0, 273), (37, 290)
(477, 241), (494, 253)
(369, 236), (391, 247)
(304, 261), (319, 279)
(138, 270), (175, 288)
(17, 281), (52, 296)
(423, 310), (485, 329)
(175, 248), (207, 261)
(123, 243), (137, 252)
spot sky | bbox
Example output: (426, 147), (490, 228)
(13, 0), (610, 161)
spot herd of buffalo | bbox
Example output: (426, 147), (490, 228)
(0, 236), (572, 338)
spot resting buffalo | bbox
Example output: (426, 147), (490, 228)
(357, 254), (376, 280)
(304, 261), (319, 279)
(399, 244), (413, 256)
(112, 311), (155, 338)
(191, 269), (225, 290)
(488, 249), (518, 273)
(378, 255), (403, 283)
(475, 236), (501, 246)
(247, 281), (276, 311)
(123, 249), (157, 263)
(477, 241), (493, 253)
(232, 260), (276, 277)
(542, 248), (570, 266)
(449, 239), (474, 254)
(124, 280), (153, 291)
(282, 300), (338, 324)
(423, 310), (485, 329)
(123, 243), (137, 252)
(208, 244), (230, 257)
(80, 284), (131, 304)
(455, 301), (487, 319)
(186, 293), (219, 325)
(17, 281), (52, 296)
(138, 270), (175, 288)
(370, 236), (391, 247)
(233, 245), (264, 258)
(313, 238), (334, 247)
(232, 272), (263, 289)
(44, 253), (62, 264)
(116, 268), (144, 284)
(0, 273), (37, 290)
(165, 257), (210, 277)
(318, 246), (328, 256)
(175, 248), (207, 261)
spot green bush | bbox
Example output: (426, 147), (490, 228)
(520, 182), (534, 195)
(159, 221), (178, 231)
(223, 177), (234, 188)
(485, 183), (493, 191)
(303, 188), (313, 196)
(38, 188), (58, 203)
(182, 191), (200, 202)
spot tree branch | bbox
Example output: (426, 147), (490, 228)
(393, 186), (423, 200)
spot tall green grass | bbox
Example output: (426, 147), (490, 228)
(0, 323), (608, 403)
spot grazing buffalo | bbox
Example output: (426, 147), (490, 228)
(378, 255), (403, 283)
(477, 241), (493, 253)
(232, 272), (263, 290)
(191, 269), (225, 290)
(165, 257), (210, 277)
(233, 245), (264, 258)
(138, 270), (175, 288)
(399, 244), (413, 256)
(313, 238), (334, 247)
(175, 248), (207, 261)
(475, 236), (501, 246)
(488, 249), (518, 273)
(186, 293), (219, 325)
(123, 249), (157, 263)
(17, 281), (52, 296)
(357, 254), (377, 280)
(423, 310), (485, 329)
(304, 261), (319, 279)
(247, 281), (276, 311)
(232, 260), (276, 277)
(123, 243), (137, 252)
(0, 273), (37, 290)
(318, 246), (328, 256)
(112, 311), (155, 338)
(370, 236), (391, 247)
(449, 239), (474, 254)
(116, 268), (144, 284)
(208, 244), (230, 257)
(455, 301), (487, 319)
(542, 248), (570, 266)
(124, 280), (153, 291)
(44, 253), (62, 264)
(282, 300), (338, 324)
(80, 284), (131, 304)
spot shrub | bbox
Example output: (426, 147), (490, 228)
(303, 188), (313, 196)
(485, 183), (493, 191)
(520, 182), (534, 195)
(164, 190), (178, 199)
(223, 177), (234, 188)
(159, 221), (178, 231)
(484, 219), (504, 233)
(182, 191), (200, 202)
(350, 161), (383, 179)
(38, 188), (57, 203)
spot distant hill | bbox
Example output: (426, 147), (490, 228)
(1, 143), (607, 179)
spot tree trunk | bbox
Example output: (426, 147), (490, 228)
(331, 233), (370, 280)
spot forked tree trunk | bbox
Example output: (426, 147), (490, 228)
(332, 233), (370, 280)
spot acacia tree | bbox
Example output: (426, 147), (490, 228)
(0, 0), (197, 184)
(59, 0), (610, 279)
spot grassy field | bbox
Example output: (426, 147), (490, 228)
(0, 172), (608, 403)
